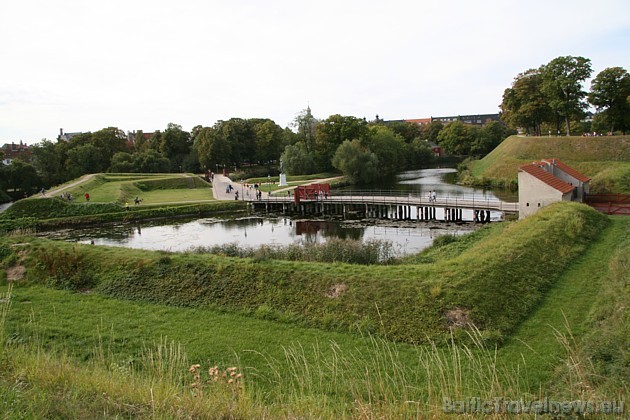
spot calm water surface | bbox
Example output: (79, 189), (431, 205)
(36, 168), (512, 256)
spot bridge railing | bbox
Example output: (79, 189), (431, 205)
(328, 190), (517, 210)
(258, 189), (518, 212)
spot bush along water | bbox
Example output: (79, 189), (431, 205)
(191, 238), (398, 265)
(20, 202), (608, 345)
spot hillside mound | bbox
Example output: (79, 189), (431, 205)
(464, 135), (630, 192)
(19, 202), (608, 345)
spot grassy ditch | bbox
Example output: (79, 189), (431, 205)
(11, 202), (608, 345)
(1, 215), (627, 417)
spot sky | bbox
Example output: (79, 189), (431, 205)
(1, 0), (629, 143)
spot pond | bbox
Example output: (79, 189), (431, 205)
(35, 167), (515, 256)
(38, 216), (475, 256)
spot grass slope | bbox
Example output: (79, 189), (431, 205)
(0, 211), (626, 417)
(465, 135), (630, 192)
(11, 202), (608, 345)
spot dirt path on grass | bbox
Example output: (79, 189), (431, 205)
(37, 173), (97, 198)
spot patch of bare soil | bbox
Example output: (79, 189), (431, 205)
(6, 265), (26, 281)
(326, 283), (348, 298)
(445, 307), (472, 330)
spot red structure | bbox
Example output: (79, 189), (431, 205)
(585, 193), (630, 215)
(294, 184), (330, 204)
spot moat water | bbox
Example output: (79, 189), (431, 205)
(36, 167), (514, 256)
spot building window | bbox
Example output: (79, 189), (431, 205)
(526, 203), (529, 207)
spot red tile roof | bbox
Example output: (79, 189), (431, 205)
(405, 118), (432, 125)
(542, 158), (591, 182)
(519, 163), (575, 194)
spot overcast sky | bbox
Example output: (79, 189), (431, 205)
(1, 0), (629, 143)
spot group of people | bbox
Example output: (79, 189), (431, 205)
(59, 191), (74, 202)
(427, 190), (437, 203)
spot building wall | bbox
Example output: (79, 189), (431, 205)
(546, 166), (589, 201)
(518, 172), (571, 219)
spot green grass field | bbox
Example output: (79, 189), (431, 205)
(1, 208), (627, 417)
(62, 173), (214, 204)
(464, 135), (630, 193)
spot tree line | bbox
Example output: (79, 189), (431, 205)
(500, 56), (630, 136)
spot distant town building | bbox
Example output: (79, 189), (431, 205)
(404, 118), (432, 126)
(388, 114), (501, 127)
(57, 128), (81, 142)
(1, 141), (31, 165)
(430, 114), (501, 125)
(518, 158), (590, 219)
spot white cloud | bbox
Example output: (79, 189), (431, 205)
(1, 0), (629, 142)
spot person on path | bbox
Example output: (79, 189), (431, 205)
(84, 192), (90, 202)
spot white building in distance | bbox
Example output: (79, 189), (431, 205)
(518, 158), (590, 219)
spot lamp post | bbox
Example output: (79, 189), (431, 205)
(267, 174), (271, 198)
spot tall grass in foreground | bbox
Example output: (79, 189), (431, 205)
(0, 284), (11, 350)
(252, 328), (531, 417)
(191, 238), (399, 264)
(1, 292), (625, 417)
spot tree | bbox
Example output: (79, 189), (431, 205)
(409, 139), (435, 167)
(194, 126), (232, 170)
(316, 115), (369, 170)
(421, 121), (444, 143)
(437, 121), (474, 155)
(30, 139), (65, 187)
(332, 140), (379, 184)
(292, 106), (319, 153)
(383, 121), (422, 143)
(65, 143), (104, 178)
(280, 142), (317, 175)
(368, 126), (408, 175)
(255, 120), (285, 163)
(500, 68), (551, 136)
(0, 160), (41, 195)
(160, 123), (192, 172)
(542, 56), (592, 135)
(589, 67), (630, 134)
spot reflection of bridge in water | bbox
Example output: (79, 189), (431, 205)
(248, 190), (519, 222)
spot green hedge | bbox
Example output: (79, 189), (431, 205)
(18, 202), (607, 345)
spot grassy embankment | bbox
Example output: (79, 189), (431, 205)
(459, 135), (630, 193)
(0, 204), (626, 417)
(0, 173), (246, 232)
(7, 202), (607, 345)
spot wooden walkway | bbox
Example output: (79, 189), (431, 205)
(247, 192), (519, 213)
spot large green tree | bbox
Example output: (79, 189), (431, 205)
(589, 66), (630, 134)
(280, 142), (317, 175)
(316, 115), (369, 170)
(193, 125), (233, 171)
(420, 121), (444, 143)
(542, 56), (592, 135)
(0, 160), (42, 196)
(501, 68), (551, 136)
(292, 106), (319, 153)
(437, 121), (475, 155)
(255, 120), (285, 163)
(160, 123), (192, 172)
(332, 140), (379, 184)
(368, 126), (408, 175)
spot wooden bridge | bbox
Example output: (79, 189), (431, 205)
(247, 190), (518, 222)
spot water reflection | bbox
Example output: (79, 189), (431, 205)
(339, 167), (518, 202)
(36, 216), (471, 256)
